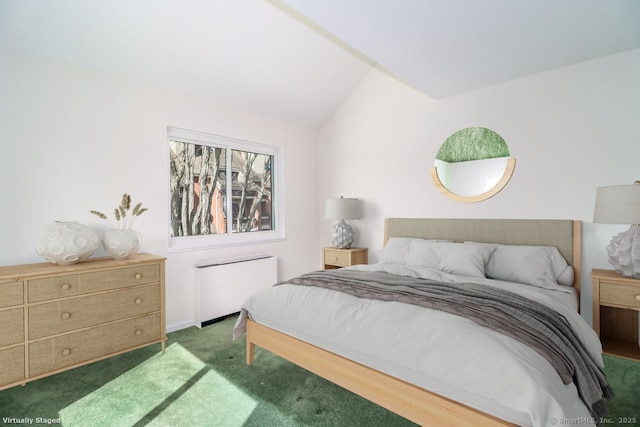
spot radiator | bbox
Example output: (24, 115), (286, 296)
(194, 255), (277, 328)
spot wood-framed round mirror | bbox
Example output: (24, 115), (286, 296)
(430, 127), (516, 203)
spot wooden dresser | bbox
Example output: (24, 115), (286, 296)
(0, 253), (166, 391)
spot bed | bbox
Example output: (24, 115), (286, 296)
(234, 218), (613, 426)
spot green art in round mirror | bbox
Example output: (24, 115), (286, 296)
(430, 127), (516, 203)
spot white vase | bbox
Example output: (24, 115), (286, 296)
(35, 221), (100, 265)
(102, 228), (142, 260)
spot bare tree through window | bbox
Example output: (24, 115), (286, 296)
(169, 140), (274, 238)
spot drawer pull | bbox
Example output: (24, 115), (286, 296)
(62, 348), (71, 356)
(334, 256), (339, 261)
(135, 329), (143, 336)
(135, 298), (143, 304)
(636, 295), (640, 301)
(135, 273), (142, 280)
(61, 312), (71, 320)
(61, 283), (70, 290)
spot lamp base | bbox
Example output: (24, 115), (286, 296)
(330, 219), (355, 249)
(606, 224), (640, 278)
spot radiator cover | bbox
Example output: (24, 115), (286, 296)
(194, 255), (277, 327)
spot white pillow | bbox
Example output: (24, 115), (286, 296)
(436, 242), (494, 278)
(378, 237), (413, 264)
(548, 248), (575, 287)
(379, 238), (451, 266)
(405, 239), (440, 268)
(469, 243), (574, 290)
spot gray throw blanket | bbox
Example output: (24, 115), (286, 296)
(284, 269), (614, 418)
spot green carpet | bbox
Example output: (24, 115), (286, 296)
(601, 353), (640, 423)
(0, 317), (637, 427)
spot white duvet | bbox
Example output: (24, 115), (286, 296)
(234, 264), (604, 427)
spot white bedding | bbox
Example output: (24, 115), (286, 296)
(234, 264), (603, 427)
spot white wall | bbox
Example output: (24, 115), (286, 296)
(0, 49), (320, 331)
(2, 45), (639, 331)
(318, 49), (640, 326)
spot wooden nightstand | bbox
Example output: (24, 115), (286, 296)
(591, 268), (640, 361)
(323, 247), (368, 269)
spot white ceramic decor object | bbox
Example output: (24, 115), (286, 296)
(102, 228), (142, 260)
(594, 183), (640, 278)
(325, 197), (362, 249)
(36, 221), (100, 265)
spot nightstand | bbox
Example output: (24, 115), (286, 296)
(323, 247), (368, 269)
(591, 268), (640, 361)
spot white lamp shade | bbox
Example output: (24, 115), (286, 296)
(594, 183), (640, 224)
(324, 197), (362, 220)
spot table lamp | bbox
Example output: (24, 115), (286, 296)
(593, 181), (640, 278)
(324, 196), (362, 249)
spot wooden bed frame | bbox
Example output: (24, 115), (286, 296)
(246, 218), (582, 426)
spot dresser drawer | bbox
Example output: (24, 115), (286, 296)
(0, 308), (24, 347)
(0, 346), (25, 387)
(28, 274), (81, 302)
(29, 284), (160, 339)
(29, 313), (161, 377)
(28, 263), (160, 303)
(323, 249), (351, 267)
(0, 281), (23, 308)
(600, 282), (640, 310)
(81, 264), (160, 293)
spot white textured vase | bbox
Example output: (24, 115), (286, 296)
(102, 228), (142, 260)
(35, 221), (100, 265)
(606, 224), (640, 279)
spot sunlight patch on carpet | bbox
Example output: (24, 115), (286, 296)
(59, 343), (257, 427)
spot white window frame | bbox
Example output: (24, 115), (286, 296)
(167, 126), (285, 252)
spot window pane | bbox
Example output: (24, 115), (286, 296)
(167, 126), (284, 251)
(231, 149), (273, 233)
(169, 140), (226, 237)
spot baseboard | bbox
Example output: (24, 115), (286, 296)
(167, 312), (240, 334)
(200, 312), (240, 328)
(166, 320), (197, 333)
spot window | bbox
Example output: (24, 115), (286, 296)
(168, 127), (284, 251)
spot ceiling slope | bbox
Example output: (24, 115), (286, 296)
(0, 0), (372, 128)
(281, 0), (640, 98)
(2, 1), (639, 126)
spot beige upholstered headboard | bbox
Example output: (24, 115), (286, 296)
(384, 218), (582, 295)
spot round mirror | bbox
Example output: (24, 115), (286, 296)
(430, 127), (515, 203)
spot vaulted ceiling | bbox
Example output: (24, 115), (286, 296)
(282, 0), (640, 99)
(1, 0), (639, 128)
